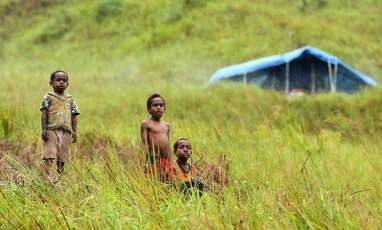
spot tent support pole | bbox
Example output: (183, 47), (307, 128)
(328, 61), (334, 93)
(310, 63), (316, 94)
(333, 63), (338, 92)
(243, 73), (247, 84)
(271, 70), (276, 90)
(285, 62), (290, 95)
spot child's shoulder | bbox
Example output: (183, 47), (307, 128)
(140, 119), (169, 128)
(162, 121), (170, 127)
(41, 92), (54, 101)
(46, 92), (75, 99)
(64, 93), (73, 99)
(42, 92), (73, 97)
(140, 119), (150, 127)
(42, 92), (52, 97)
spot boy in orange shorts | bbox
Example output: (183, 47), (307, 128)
(140, 93), (172, 182)
(40, 70), (80, 179)
(172, 138), (204, 196)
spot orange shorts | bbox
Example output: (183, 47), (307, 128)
(145, 157), (173, 181)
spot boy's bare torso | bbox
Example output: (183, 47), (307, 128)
(141, 119), (170, 158)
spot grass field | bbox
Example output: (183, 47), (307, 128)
(0, 0), (382, 228)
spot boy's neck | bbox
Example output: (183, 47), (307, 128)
(53, 90), (65, 96)
(177, 158), (188, 166)
(150, 116), (161, 122)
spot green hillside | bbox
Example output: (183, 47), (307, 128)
(0, 0), (381, 228)
(1, 0), (382, 84)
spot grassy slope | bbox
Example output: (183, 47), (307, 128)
(1, 0), (382, 84)
(0, 0), (381, 228)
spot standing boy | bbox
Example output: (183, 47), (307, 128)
(40, 70), (80, 179)
(140, 93), (172, 182)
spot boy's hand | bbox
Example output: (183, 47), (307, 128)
(72, 132), (77, 143)
(192, 175), (202, 183)
(42, 129), (48, 142)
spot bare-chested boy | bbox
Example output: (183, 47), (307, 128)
(140, 93), (172, 181)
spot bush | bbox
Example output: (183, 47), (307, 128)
(32, 10), (73, 44)
(95, 0), (123, 23)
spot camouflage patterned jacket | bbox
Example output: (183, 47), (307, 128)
(40, 92), (80, 133)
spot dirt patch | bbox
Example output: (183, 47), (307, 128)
(0, 139), (34, 184)
(0, 139), (36, 167)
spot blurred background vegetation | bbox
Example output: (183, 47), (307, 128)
(1, 0), (381, 85)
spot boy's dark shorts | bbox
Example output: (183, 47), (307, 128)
(42, 129), (71, 162)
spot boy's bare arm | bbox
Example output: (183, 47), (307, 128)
(140, 122), (149, 155)
(41, 110), (48, 142)
(71, 114), (78, 143)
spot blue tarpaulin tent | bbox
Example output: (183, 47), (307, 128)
(209, 46), (377, 94)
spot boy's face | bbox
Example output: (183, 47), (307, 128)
(175, 140), (192, 161)
(50, 72), (68, 93)
(148, 97), (165, 119)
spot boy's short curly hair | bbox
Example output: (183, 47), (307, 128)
(50, 70), (68, 82)
(173, 137), (190, 151)
(146, 93), (165, 109)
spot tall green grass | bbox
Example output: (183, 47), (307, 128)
(0, 83), (381, 228)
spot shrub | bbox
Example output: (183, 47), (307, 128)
(95, 0), (123, 23)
